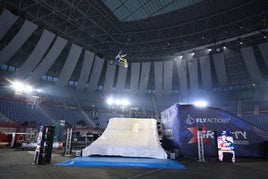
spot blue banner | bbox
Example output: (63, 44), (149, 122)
(161, 103), (268, 157)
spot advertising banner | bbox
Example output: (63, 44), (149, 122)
(161, 103), (268, 157)
(216, 131), (235, 163)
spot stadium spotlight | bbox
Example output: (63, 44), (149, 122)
(106, 97), (114, 105)
(11, 81), (24, 92)
(174, 56), (183, 61)
(238, 38), (243, 45)
(121, 99), (130, 106)
(106, 97), (130, 106)
(25, 85), (33, 93)
(193, 100), (208, 108)
(10, 80), (35, 94)
(115, 99), (121, 105)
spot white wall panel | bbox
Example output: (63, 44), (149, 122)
(154, 61), (163, 95)
(13, 30), (55, 79)
(56, 44), (82, 87)
(26, 36), (67, 83)
(77, 50), (95, 91)
(188, 58), (199, 97)
(212, 53), (228, 87)
(176, 57), (188, 102)
(130, 63), (140, 94)
(103, 63), (116, 94)
(241, 46), (263, 84)
(163, 61), (173, 95)
(87, 56), (104, 91)
(258, 42), (268, 69)
(0, 20), (37, 65)
(115, 66), (128, 93)
(199, 55), (212, 89)
(139, 62), (151, 93)
(0, 9), (18, 40)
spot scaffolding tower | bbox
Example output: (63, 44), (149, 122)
(197, 126), (205, 162)
(64, 128), (72, 156)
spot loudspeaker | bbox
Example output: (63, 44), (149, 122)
(223, 152), (233, 162)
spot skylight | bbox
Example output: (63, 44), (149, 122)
(101, 0), (203, 22)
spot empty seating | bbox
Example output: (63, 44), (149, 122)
(242, 114), (268, 131)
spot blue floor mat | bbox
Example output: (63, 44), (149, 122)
(55, 156), (186, 169)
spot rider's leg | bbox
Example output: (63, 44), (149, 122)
(119, 57), (124, 63)
(120, 57), (127, 64)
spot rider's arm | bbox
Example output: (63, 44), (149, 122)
(115, 54), (120, 60)
(120, 53), (127, 57)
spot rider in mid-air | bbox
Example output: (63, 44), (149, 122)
(115, 50), (128, 67)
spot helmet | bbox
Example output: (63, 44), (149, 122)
(39, 125), (44, 132)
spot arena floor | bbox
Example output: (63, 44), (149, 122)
(0, 148), (268, 179)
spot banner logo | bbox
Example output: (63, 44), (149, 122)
(187, 126), (211, 144)
(187, 127), (249, 145)
(186, 114), (230, 125)
(186, 114), (195, 125)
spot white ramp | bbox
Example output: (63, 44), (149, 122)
(82, 118), (167, 159)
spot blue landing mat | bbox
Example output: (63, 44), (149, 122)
(55, 156), (186, 169)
